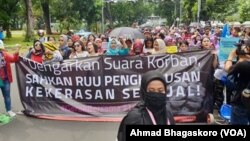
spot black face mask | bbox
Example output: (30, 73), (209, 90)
(144, 92), (166, 112)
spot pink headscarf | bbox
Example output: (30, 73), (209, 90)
(71, 35), (80, 42)
(132, 39), (143, 55)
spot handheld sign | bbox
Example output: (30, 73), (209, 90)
(166, 46), (178, 54)
(219, 37), (240, 62)
(101, 42), (108, 51)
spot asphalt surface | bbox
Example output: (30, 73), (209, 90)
(0, 64), (223, 141)
(0, 64), (120, 141)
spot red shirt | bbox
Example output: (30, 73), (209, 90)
(30, 53), (43, 63)
(0, 51), (19, 83)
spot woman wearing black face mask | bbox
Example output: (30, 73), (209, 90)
(117, 70), (175, 141)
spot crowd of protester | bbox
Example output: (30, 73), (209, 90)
(26, 25), (220, 64)
(1, 22), (250, 124)
(32, 23), (249, 125)
(28, 23), (250, 64)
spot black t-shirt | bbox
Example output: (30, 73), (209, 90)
(117, 102), (175, 141)
(228, 61), (250, 104)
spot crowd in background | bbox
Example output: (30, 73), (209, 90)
(24, 22), (250, 65)
(1, 22), (250, 124)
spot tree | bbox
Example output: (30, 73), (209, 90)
(106, 2), (113, 27)
(109, 1), (153, 27)
(239, 0), (250, 21)
(24, 0), (34, 41)
(50, 0), (96, 33)
(182, 0), (196, 24)
(200, 0), (237, 21)
(50, 0), (79, 33)
(0, 0), (20, 38)
(155, 0), (176, 25)
(180, 0), (237, 24)
(82, 0), (100, 31)
(41, 0), (52, 34)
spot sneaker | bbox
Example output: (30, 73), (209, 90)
(7, 111), (16, 117)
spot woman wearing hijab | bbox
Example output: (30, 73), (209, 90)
(131, 39), (143, 56)
(152, 39), (166, 54)
(58, 34), (71, 60)
(26, 40), (45, 63)
(117, 70), (175, 141)
(105, 38), (129, 56)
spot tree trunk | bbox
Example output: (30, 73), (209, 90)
(24, 0), (34, 41)
(106, 3), (113, 27)
(6, 27), (12, 38)
(41, 0), (52, 34)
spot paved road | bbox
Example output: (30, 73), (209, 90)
(1, 64), (221, 141)
(0, 64), (120, 141)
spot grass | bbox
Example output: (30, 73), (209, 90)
(2, 30), (59, 56)
(3, 30), (34, 55)
(4, 31), (32, 46)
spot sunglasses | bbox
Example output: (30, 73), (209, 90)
(74, 44), (81, 47)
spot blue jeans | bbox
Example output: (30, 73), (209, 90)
(231, 105), (250, 125)
(1, 80), (11, 112)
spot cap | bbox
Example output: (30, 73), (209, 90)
(43, 42), (57, 51)
(0, 40), (4, 49)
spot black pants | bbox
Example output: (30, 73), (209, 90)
(213, 78), (224, 110)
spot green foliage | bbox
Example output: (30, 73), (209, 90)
(0, 0), (20, 37)
(50, 0), (79, 32)
(4, 31), (30, 47)
(191, 2), (198, 21)
(156, 0), (176, 25)
(239, 0), (250, 21)
(182, 0), (196, 23)
(50, 0), (96, 32)
(109, 0), (153, 27)
(84, 0), (100, 30)
(3, 0), (250, 38)
(181, 0), (239, 23)
(205, 0), (237, 21)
